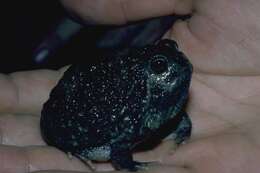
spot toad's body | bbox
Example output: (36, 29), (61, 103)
(41, 39), (193, 171)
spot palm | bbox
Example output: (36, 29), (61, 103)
(158, 73), (260, 173)
(169, 0), (260, 141)
(170, 0), (260, 75)
(162, 0), (260, 172)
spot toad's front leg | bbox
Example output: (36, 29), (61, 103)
(171, 111), (192, 145)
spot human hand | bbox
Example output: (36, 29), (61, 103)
(2, 0), (260, 173)
(161, 0), (260, 172)
(60, 0), (260, 73)
(159, 0), (260, 172)
(59, 0), (260, 172)
(0, 68), (171, 173)
(1, 67), (259, 173)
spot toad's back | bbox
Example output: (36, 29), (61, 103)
(41, 54), (150, 151)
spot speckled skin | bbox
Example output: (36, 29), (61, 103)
(40, 39), (193, 171)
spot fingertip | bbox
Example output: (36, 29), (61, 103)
(163, 19), (196, 55)
(164, 19), (209, 71)
(169, 19), (191, 45)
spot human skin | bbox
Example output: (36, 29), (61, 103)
(1, 0), (260, 172)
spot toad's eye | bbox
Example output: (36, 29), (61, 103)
(150, 55), (168, 74)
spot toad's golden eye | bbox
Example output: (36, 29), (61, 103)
(150, 56), (168, 74)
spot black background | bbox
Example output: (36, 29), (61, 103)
(3, 1), (183, 73)
(3, 1), (102, 73)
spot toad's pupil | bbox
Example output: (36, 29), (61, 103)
(150, 57), (168, 74)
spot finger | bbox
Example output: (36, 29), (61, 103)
(0, 67), (68, 115)
(32, 171), (88, 173)
(60, 0), (192, 24)
(33, 164), (190, 173)
(32, 171), (87, 173)
(31, 166), (190, 173)
(0, 145), (91, 173)
(0, 114), (44, 146)
(161, 136), (222, 167)
(0, 145), (28, 173)
(1, 145), (190, 173)
(165, 18), (219, 74)
(167, 19), (207, 57)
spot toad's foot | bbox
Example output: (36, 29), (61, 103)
(112, 159), (152, 171)
(111, 148), (154, 171)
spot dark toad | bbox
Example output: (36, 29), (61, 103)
(40, 39), (193, 171)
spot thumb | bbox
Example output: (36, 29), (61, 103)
(60, 0), (192, 24)
(164, 19), (210, 73)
